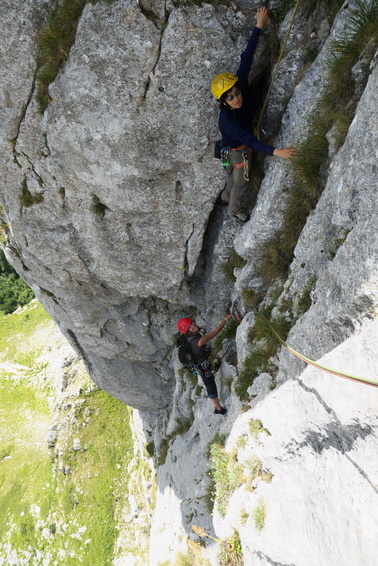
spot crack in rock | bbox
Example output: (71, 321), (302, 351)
(252, 551), (296, 566)
(139, 0), (170, 102)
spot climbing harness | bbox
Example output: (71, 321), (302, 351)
(254, 0), (302, 139)
(197, 358), (213, 379)
(227, 147), (251, 180)
(257, 312), (378, 388)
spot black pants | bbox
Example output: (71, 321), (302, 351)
(197, 359), (218, 399)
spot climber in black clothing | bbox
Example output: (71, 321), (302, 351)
(177, 315), (234, 415)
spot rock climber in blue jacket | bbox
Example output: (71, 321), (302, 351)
(211, 6), (297, 222)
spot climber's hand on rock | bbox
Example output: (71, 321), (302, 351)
(273, 145), (299, 161)
(256, 6), (269, 30)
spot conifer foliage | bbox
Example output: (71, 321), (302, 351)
(0, 251), (34, 314)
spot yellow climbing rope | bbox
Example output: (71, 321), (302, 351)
(254, 0), (302, 139)
(258, 312), (378, 388)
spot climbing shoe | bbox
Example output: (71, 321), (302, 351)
(234, 211), (250, 222)
(214, 407), (227, 415)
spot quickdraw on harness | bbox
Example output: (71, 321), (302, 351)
(186, 359), (212, 378)
(257, 312), (378, 388)
(229, 146), (251, 181)
(220, 146), (250, 181)
(242, 149), (250, 181)
(254, 0), (302, 140)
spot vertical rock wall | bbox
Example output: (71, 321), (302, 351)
(0, 0), (254, 410)
(1, 0), (378, 564)
(0, 0), (375, 429)
(145, 2), (378, 565)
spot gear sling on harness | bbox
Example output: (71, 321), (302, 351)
(215, 140), (252, 181)
(229, 145), (252, 181)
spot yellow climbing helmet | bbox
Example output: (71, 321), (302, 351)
(211, 72), (238, 100)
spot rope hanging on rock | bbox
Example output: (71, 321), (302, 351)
(254, 0), (302, 139)
(258, 312), (378, 388)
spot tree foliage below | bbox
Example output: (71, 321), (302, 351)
(0, 251), (34, 314)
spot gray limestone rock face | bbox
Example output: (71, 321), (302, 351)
(247, 371), (272, 397)
(0, 0), (376, 423)
(275, 56), (378, 381)
(0, 0), (241, 410)
(1, 0), (378, 564)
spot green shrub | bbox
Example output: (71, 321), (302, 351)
(36, 0), (87, 111)
(19, 180), (44, 208)
(258, 119), (329, 285)
(35, 0), (116, 112)
(248, 418), (271, 439)
(325, 0), (345, 24)
(323, 0), (378, 145)
(174, 541), (212, 566)
(272, 0), (295, 22)
(204, 472), (216, 514)
(240, 288), (265, 310)
(296, 275), (317, 317)
(218, 530), (243, 566)
(0, 206), (10, 244)
(248, 309), (291, 344)
(157, 438), (170, 467)
(219, 249), (247, 282)
(305, 46), (318, 63)
(235, 347), (264, 400)
(236, 311), (292, 400)
(213, 317), (238, 354)
(253, 498), (266, 532)
(247, 455), (263, 481)
(209, 443), (245, 518)
(328, 229), (350, 260)
(174, 417), (193, 436)
(0, 251), (34, 314)
(91, 194), (108, 216)
(247, 455), (274, 485)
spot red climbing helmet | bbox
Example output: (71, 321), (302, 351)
(177, 317), (192, 334)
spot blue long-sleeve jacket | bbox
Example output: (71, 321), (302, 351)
(219, 27), (275, 155)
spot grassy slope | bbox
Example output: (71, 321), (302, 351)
(0, 301), (151, 565)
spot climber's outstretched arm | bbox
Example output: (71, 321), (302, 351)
(197, 314), (234, 347)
